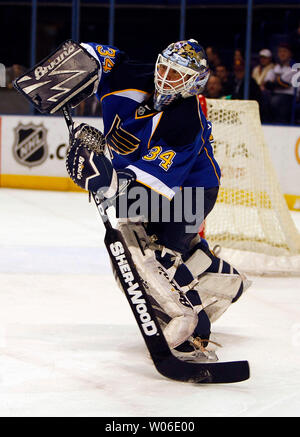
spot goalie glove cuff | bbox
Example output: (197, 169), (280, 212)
(66, 141), (117, 195)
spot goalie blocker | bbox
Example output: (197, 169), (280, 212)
(14, 40), (99, 114)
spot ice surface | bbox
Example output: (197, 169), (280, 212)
(0, 188), (300, 417)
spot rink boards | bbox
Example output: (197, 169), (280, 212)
(0, 115), (104, 192)
(0, 114), (299, 210)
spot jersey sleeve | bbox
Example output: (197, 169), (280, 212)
(80, 42), (126, 97)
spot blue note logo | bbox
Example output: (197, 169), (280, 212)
(106, 114), (141, 155)
(13, 122), (48, 167)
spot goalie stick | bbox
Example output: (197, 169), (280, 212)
(63, 105), (249, 384)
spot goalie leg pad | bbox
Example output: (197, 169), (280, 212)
(117, 220), (198, 349)
(154, 236), (251, 324)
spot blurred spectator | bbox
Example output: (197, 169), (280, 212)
(0, 63), (30, 114)
(233, 48), (244, 64)
(204, 75), (226, 99)
(252, 49), (274, 88)
(215, 64), (235, 96)
(232, 59), (262, 104)
(263, 42), (297, 124)
(5, 64), (26, 89)
(206, 46), (222, 72)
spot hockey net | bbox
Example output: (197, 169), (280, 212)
(200, 97), (300, 276)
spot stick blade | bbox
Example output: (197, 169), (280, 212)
(153, 354), (250, 384)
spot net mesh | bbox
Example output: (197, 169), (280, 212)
(203, 98), (300, 273)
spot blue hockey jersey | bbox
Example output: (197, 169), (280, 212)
(82, 43), (221, 200)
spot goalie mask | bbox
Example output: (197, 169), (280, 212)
(154, 39), (210, 111)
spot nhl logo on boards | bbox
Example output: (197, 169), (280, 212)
(13, 123), (48, 167)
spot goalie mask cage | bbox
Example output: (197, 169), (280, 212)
(201, 97), (300, 276)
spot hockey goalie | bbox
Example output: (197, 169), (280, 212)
(15, 39), (251, 364)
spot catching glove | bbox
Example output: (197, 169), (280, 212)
(66, 123), (118, 197)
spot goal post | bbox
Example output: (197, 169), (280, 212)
(199, 96), (300, 275)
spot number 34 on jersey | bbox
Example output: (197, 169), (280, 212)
(143, 146), (176, 171)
